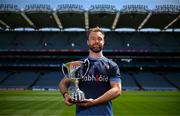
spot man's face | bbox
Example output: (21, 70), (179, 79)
(87, 31), (105, 53)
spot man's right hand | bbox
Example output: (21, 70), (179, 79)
(64, 93), (74, 106)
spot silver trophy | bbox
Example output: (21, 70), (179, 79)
(62, 59), (90, 102)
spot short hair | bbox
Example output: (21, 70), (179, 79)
(87, 26), (105, 37)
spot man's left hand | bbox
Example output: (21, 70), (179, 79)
(77, 98), (95, 107)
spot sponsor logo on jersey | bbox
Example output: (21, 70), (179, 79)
(82, 74), (108, 82)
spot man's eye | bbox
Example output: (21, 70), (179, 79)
(98, 38), (102, 41)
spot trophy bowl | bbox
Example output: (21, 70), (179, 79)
(62, 59), (89, 102)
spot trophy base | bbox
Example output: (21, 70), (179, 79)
(71, 90), (86, 103)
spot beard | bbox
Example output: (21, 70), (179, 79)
(89, 44), (103, 53)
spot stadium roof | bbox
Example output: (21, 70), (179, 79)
(0, 0), (180, 31)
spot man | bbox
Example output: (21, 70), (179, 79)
(59, 27), (122, 115)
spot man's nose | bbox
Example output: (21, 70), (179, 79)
(95, 39), (99, 43)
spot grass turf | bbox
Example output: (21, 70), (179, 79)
(0, 90), (179, 116)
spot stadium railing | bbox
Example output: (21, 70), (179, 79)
(120, 5), (149, 13)
(154, 5), (180, 13)
(89, 4), (117, 13)
(57, 4), (85, 12)
(0, 4), (20, 12)
(24, 4), (52, 12)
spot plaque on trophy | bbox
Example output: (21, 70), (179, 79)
(62, 59), (90, 102)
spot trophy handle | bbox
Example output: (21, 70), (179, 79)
(81, 58), (90, 78)
(62, 63), (68, 77)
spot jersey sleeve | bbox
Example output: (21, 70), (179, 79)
(109, 64), (121, 83)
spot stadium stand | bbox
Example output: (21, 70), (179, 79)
(0, 31), (88, 50)
(0, 31), (179, 52)
(0, 71), (39, 89)
(121, 72), (140, 90)
(32, 71), (62, 90)
(105, 32), (153, 51)
(161, 72), (180, 90)
(132, 71), (177, 90)
(12, 32), (42, 49)
(0, 32), (17, 49)
(0, 1), (179, 91)
(0, 71), (13, 84)
(116, 59), (162, 69)
(0, 31), (179, 91)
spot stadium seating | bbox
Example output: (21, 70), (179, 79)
(0, 32), (16, 49)
(0, 31), (179, 52)
(0, 71), (39, 89)
(116, 59), (161, 68)
(0, 71), (12, 83)
(1, 70), (179, 91)
(161, 72), (180, 89)
(0, 31), (88, 50)
(132, 72), (177, 90)
(0, 1), (180, 92)
(121, 72), (140, 90)
(32, 71), (63, 90)
(0, 31), (179, 90)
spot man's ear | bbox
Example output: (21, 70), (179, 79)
(87, 39), (89, 45)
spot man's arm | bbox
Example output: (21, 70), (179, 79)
(59, 77), (74, 106)
(77, 81), (122, 107)
(59, 77), (70, 94)
(93, 81), (122, 104)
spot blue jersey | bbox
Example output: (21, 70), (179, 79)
(76, 56), (121, 116)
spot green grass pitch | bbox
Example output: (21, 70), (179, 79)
(0, 90), (179, 116)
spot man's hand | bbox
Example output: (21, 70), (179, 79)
(64, 93), (74, 106)
(77, 98), (95, 107)
(77, 82), (121, 107)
